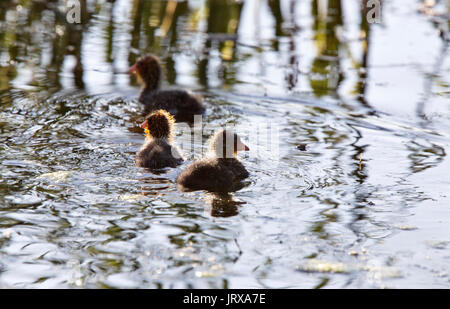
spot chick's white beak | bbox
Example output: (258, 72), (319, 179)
(237, 139), (250, 152)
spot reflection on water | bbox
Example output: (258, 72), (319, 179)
(0, 0), (450, 288)
(204, 193), (245, 217)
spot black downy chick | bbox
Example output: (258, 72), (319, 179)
(129, 55), (205, 123)
(176, 129), (250, 193)
(136, 109), (183, 170)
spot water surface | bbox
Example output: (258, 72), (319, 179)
(0, 0), (449, 288)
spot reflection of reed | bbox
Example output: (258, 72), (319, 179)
(0, 0), (91, 91)
(105, 0), (116, 65)
(310, 0), (344, 97)
(128, 0), (145, 70)
(159, 0), (178, 37)
(415, 1), (448, 122)
(406, 140), (446, 173)
(196, 0), (243, 88)
(354, 0), (379, 111)
(268, 0), (285, 38)
(0, 0), (440, 110)
(286, 0), (298, 90)
(166, 1), (188, 84)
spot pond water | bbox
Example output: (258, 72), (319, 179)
(0, 0), (449, 288)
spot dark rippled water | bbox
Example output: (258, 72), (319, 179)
(0, 0), (449, 288)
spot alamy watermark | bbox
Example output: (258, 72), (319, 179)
(66, 0), (81, 24)
(163, 116), (282, 165)
(66, 0), (381, 25)
(367, 0), (382, 24)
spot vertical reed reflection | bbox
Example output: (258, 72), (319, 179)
(354, 0), (377, 112)
(197, 0), (243, 88)
(267, 0), (286, 51)
(286, 0), (298, 90)
(165, 1), (188, 85)
(309, 0), (343, 97)
(0, 0), (93, 92)
(128, 0), (145, 73)
(68, 0), (88, 89)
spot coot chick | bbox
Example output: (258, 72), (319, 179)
(136, 110), (184, 170)
(129, 55), (205, 122)
(176, 129), (250, 193)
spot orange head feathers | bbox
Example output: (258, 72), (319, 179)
(140, 110), (175, 140)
